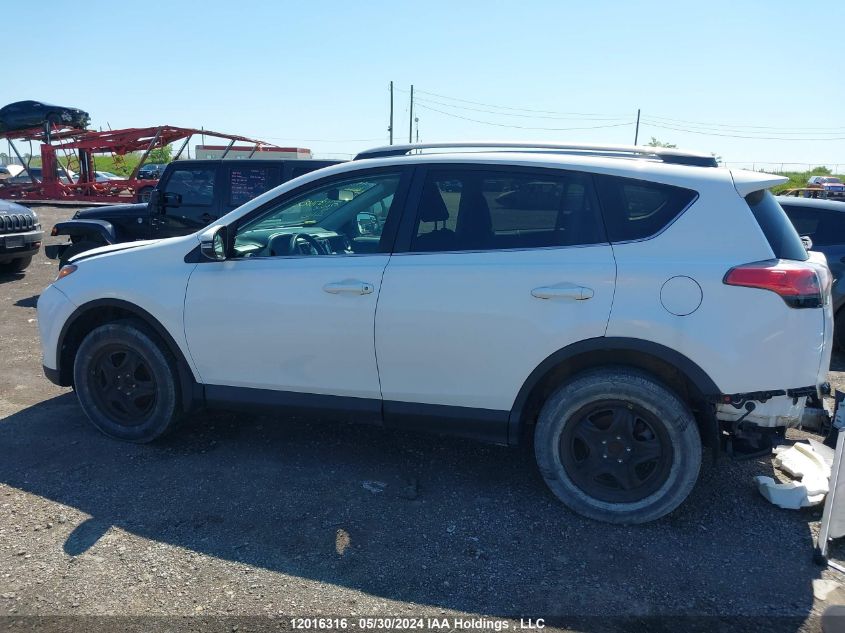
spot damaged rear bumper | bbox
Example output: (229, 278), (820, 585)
(714, 384), (829, 429)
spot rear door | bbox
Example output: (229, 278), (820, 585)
(374, 165), (616, 438)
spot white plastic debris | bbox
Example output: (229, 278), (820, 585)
(775, 442), (831, 480)
(756, 441), (832, 509)
(755, 476), (826, 509)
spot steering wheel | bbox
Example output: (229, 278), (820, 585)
(269, 232), (328, 256)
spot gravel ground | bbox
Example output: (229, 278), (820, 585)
(1, 205), (844, 632)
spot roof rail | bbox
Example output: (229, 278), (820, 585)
(354, 141), (718, 167)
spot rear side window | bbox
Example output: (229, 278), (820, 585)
(594, 175), (697, 242)
(228, 167), (275, 207)
(781, 205), (845, 248)
(410, 168), (605, 252)
(746, 191), (808, 261)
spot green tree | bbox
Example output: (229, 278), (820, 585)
(646, 137), (677, 148)
(146, 144), (173, 164)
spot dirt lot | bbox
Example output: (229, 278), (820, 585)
(2, 205), (845, 632)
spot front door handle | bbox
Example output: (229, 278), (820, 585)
(323, 280), (374, 296)
(531, 284), (594, 301)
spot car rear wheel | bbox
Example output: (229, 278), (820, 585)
(73, 320), (182, 442)
(534, 367), (702, 524)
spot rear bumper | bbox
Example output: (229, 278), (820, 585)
(714, 385), (826, 428)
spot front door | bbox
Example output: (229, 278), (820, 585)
(152, 164), (219, 238)
(183, 168), (409, 417)
(375, 165), (616, 434)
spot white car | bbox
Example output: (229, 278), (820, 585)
(36, 142), (833, 523)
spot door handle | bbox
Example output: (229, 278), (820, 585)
(531, 284), (594, 301)
(200, 213), (213, 223)
(323, 280), (374, 295)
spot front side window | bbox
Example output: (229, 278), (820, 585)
(410, 168), (604, 253)
(233, 172), (402, 257)
(165, 168), (215, 206)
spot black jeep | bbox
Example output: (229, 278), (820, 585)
(47, 158), (341, 265)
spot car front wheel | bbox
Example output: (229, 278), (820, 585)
(73, 320), (182, 442)
(534, 367), (702, 524)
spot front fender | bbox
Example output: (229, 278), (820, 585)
(52, 219), (117, 243)
(45, 220), (118, 260)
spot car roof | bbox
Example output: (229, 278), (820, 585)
(777, 197), (845, 211)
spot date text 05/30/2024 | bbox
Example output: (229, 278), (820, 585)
(290, 618), (546, 631)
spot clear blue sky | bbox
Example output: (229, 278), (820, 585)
(3, 0), (844, 169)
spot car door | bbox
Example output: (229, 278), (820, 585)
(152, 164), (220, 238)
(183, 167), (410, 418)
(375, 165), (616, 438)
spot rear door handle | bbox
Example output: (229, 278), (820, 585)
(323, 280), (374, 295)
(531, 284), (594, 301)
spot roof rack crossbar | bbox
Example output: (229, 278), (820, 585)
(354, 142), (718, 167)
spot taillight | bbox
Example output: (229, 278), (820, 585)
(724, 259), (828, 308)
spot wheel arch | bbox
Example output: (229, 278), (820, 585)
(508, 337), (721, 450)
(56, 298), (199, 412)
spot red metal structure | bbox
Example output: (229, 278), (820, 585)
(0, 124), (281, 204)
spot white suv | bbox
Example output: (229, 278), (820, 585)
(37, 142), (833, 523)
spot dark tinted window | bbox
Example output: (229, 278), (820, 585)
(410, 168), (604, 252)
(746, 191), (808, 261)
(228, 167), (274, 206)
(782, 204), (845, 247)
(595, 175), (697, 242)
(165, 168), (215, 206)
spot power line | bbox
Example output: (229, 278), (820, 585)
(641, 121), (845, 141)
(402, 87), (628, 117)
(409, 94), (631, 121)
(415, 103), (633, 132)
(407, 86), (845, 136)
(640, 117), (845, 136)
(643, 113), (845, 133)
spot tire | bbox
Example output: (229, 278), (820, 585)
(137, 186), (154, 203)
(0, 256), (32, 273)
(73, 319), (182, 442)
(534, 367), (702, 524)
(59, 240), (100, 268)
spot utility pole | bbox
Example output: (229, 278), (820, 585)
(634, 109), (641, 145)
(388, 81), (394, 145)
(409, 85), (414, 144)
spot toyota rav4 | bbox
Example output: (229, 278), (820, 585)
(36, 142), (833, 523)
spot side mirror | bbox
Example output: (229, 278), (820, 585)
(200, 225), (227, 261)
(356, 211), (380, 236)
(801, 235), (813, 250)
